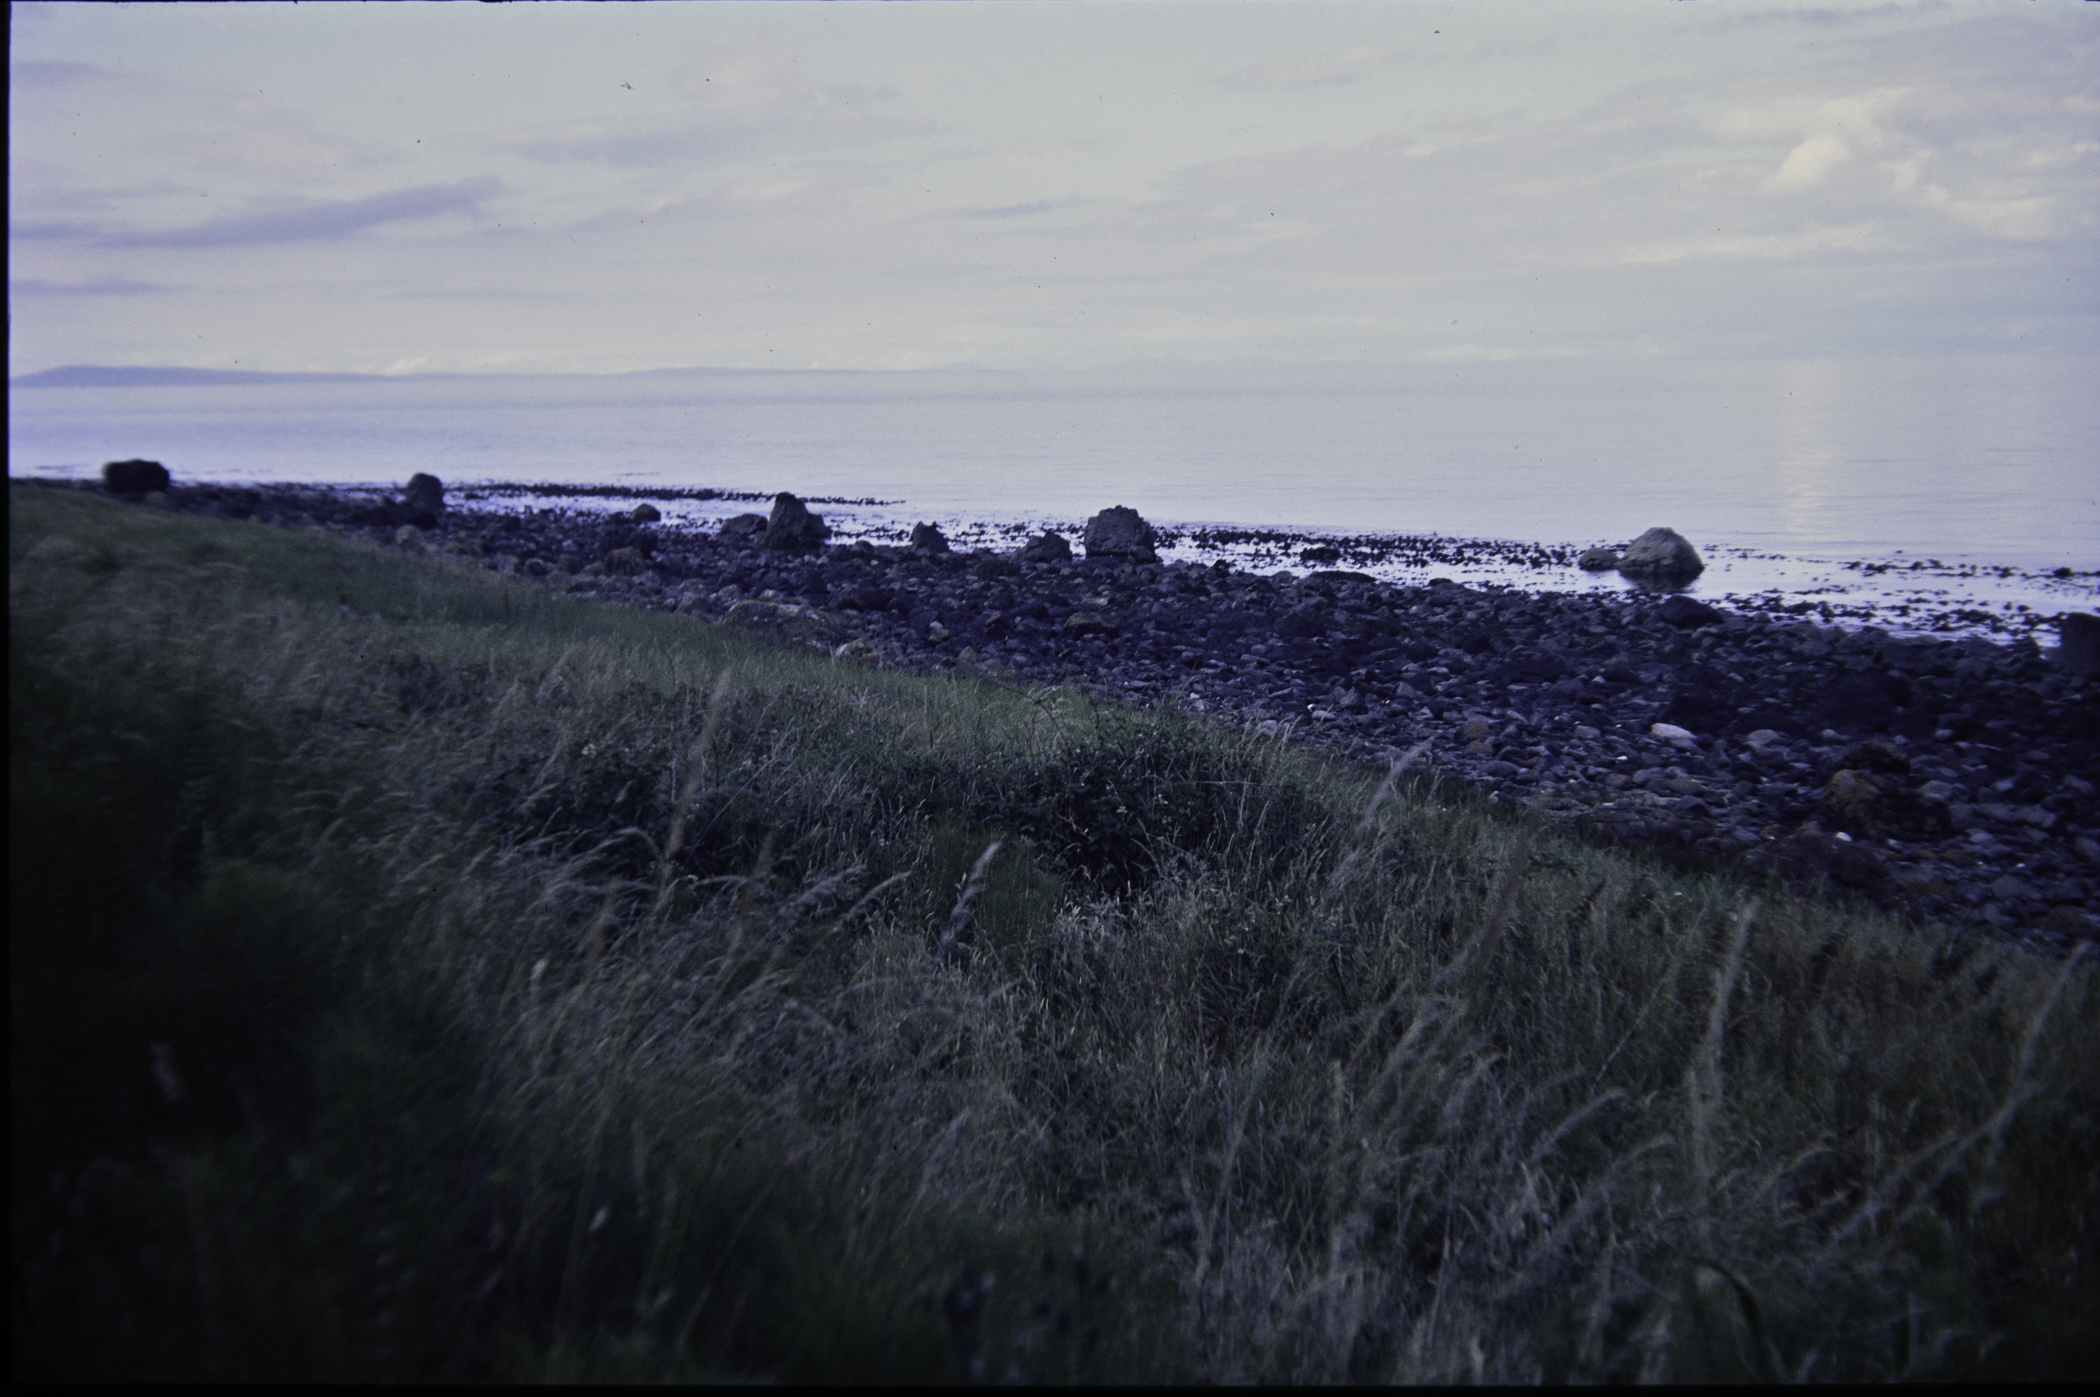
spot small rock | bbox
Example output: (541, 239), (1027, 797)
(1018, 530), (1073, 564)
(1650, 723), (1696, 742)
(604, 547), (647, 575)
(1300, 544), (1342, 565)
(1064, 612), (1118, 637)
(1615, 527), (1704, 586)
(909, 522), (951, 554)
(102, 458), (170, 495)
(631, 503), (662, 523)
(1578, 547), (1620, 571)
(393, 524), (427, 550)
(1081, 506), (1159, 564)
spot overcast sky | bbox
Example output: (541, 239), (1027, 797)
(9, 0), (2096, 376)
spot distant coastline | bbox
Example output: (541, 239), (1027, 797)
(7, 363), (898, 389)
(8, 365), (399, 389)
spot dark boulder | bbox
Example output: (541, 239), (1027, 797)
(2060, 612), (2100, 676)
(1615, 527), (1704, 586)
(1728, 708), (1808, 739)
(909, 522), (951, 554)
(1831, 739), (1911, 776)
(1018, 530), (1073, 564)
(631, 503), (662, 524)
(1495, 652), (1572, 684)
(831, 583), (890, 612)
(719, 513), (768, 545)
(601, 520), (654, 558)
(762, 492), (830, 552)
(1660, 683), (1734, 733)
(1300, 544), (1341, 566)
(1657, 594), (1725, 628)
(1081, 506), (1159, 564)
(1811, 670), (1912, 733)
(1821, 769), (1952, 841)
(1275, 608), (1328, 640)
(1749, 829), (1901, 896)
(403, 473), (445, 525)
(1577, 546), (1620, 571)
(102, 458), (170, 495)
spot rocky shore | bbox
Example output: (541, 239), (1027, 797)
(66, 476), (2100, 952)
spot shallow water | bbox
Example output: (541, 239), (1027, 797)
(11, 357), (2096, 634)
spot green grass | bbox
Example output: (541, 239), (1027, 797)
(11, 482), (2096, 1382)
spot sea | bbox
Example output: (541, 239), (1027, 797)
(10, 356), (2096, 639)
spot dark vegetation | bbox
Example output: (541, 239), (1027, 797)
(12, 484), (2096, 1381)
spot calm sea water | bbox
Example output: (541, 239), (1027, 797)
(11, 357), (2096, 631)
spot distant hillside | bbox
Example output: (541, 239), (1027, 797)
(9, 365), (397, 389)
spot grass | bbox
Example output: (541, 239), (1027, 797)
(11, 481), (2096, 1382)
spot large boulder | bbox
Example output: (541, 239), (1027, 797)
(102, 458), (170, 495)
(1018, 530), (1072, 564)
(2059, 612), (2100, 676)
(761, 492), (830, 552)
(1615, 527), (1704, 586)
(1082, 505), (1159, 564)
(402, 473), (445, 525)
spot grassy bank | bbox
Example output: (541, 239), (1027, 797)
(11, 483), (2095, 1382)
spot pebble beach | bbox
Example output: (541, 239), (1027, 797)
(59, 475), (2100, 953)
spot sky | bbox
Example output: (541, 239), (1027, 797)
(8, 0), (2097, 376)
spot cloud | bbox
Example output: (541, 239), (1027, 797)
(1223, 46), (1396, 90)
(942, 197), (1093, 222)
(8, 275), (173, 296)
(1618, 222), (1898, 266)
(95, 178), (503, 249)
(1764, 133), (1853, 192)
(503, 32), (920, 170)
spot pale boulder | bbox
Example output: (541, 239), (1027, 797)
(1616, 527), (1703, 585)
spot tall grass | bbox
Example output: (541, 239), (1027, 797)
(11, 484), (2095, 1381)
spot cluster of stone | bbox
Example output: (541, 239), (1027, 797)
(90, 475), (2098, 950)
